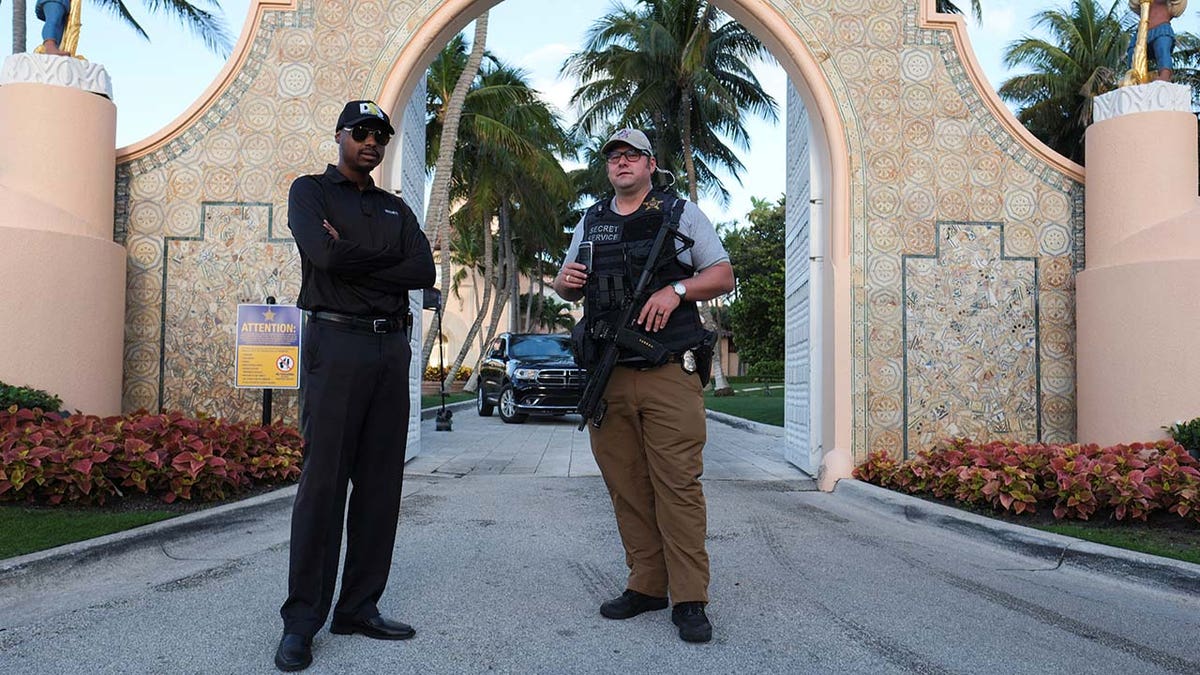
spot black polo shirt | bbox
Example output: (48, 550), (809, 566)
(288, 165), (435, 316)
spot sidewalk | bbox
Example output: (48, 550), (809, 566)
(1, 410), (1197, 673)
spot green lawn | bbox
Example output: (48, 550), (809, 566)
(0, 506), (178, 559)
(1031, 520), (1200, 566)
(920, 496), (1200, 566)
(704, 380), (785, 427)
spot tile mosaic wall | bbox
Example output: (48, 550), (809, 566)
(767, 0), (1081, 459)
(116, 0), (439, 424)
(114, 0), (1083, 459)
(902, 222), (1039, 455)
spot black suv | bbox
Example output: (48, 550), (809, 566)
(476, 332), (585, 423)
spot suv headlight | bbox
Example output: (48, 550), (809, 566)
(513, 368), (539, 381)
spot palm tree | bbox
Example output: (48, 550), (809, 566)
(563, 0), (777, 206)
(425, 45), (574, 390)
(423, 14), (490, 370)
(1165, 31), (1200, 107)
(562, 0), (776, 394)
(12, 0), (233, 55)
(937, 1), (982, 22)
(519, 293), (577, 332)
(12, 0), (27, 54)
(998, 0), (1130, 164)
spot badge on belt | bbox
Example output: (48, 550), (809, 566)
(681, 349), (696, 374)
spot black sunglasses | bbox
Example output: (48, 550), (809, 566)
(342, 126), (392, 146)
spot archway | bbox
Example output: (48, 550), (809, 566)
(111, 0), (1085, 488)
(369, 0), (853, 485)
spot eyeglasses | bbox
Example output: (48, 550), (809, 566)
(606, 149), (648, 164)
(342, 126), (392, 146)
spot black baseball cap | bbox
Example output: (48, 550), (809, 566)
(336, 100), (395, 134)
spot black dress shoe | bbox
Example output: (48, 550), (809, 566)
(274, 633), (312, 672)
(672, 601), (713, 643)
(330, 614), (416, 640)
(600, 589), (669, 620)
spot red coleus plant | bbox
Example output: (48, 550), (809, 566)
(854, 439), (1200, 524)
(0, 406), (303, 505)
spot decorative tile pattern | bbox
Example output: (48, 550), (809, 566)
(160, 203), (300, 421)
(903, 223), (1039, 455)
(110, 0), (1085, 463)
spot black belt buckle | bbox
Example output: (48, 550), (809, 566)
(372, 318), (392, 334)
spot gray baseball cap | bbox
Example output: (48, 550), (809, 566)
(601, 128), (653, 155)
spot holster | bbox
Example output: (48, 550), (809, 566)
(694, 329), (718, 387)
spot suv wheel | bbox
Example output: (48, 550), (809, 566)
(477, 385), (494, 417)
(498, 384), (528, 424)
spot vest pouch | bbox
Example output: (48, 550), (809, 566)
(571, 318), (601, 370)
(589, 274), (626, 312)
(615, 327), (669, 367)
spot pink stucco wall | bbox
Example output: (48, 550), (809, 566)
(0, 83), (125, 414)
(1078, 108), (1200, 444)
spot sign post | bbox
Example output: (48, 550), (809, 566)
(235, 299), (302, 424)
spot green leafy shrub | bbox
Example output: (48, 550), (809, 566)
(746, 360), (784, 382)
(0, 381), (62, 413)
(1164, 417), (1200, 459)
(854, 439), (1200, 524)
(0, 407), (303, 505)
(423, 365), (472, 382)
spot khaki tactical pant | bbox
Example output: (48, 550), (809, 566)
(588, 363), (709, 603)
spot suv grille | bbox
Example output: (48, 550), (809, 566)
(537, 368), (585, 386)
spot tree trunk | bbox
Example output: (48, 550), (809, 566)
(700, 301), (733, 396)
(679, 90), (700, 203)
(464, 222), (510, 392)
(531, 261), (546, 331)
(450, 214), (495, 394)
(501, 203), (519, 333)
(421, 12), (489, 369)
(679, 77), (731, 395)
(13, 0), (27, 54)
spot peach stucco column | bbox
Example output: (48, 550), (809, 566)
(0, 55), (125, 415)
(1077, 82), (1200, 445)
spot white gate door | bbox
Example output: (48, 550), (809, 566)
(784, 83), (818, 472)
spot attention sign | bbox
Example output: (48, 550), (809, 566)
(235, 304), (302, 389)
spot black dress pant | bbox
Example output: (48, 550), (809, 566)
(280, 319), (412, 637)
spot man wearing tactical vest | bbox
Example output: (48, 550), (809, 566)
(553, 128), (735, 643)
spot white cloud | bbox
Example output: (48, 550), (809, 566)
(516, 42), (575, 76)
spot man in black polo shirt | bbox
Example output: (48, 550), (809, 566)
(275, 100), (435, 672)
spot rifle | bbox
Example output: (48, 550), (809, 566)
(576, 216), (692, 430)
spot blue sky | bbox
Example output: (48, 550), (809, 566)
(4, 0), (1195, 224)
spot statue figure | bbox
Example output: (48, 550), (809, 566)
(1121, 0), (1187, 87)
(33, 0), (84, 58)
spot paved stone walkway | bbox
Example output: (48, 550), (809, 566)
(409, 406), (807, 483)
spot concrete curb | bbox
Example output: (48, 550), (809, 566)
(704, 409), (784, 436)
(0, 484), (298, 580)
(834, 478), (1200, 593)
(420, 399), (475, 420)
(423, 399), (782, 436)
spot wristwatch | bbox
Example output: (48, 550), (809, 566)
(672, 281), (687, 300)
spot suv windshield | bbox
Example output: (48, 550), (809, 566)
(508, 335), (573, 359)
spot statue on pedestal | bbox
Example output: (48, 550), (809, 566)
(33, 0), (84, 58)
(1120, 0), (1187, 87)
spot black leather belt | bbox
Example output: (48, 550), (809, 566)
(311, 310), (412, 334)
(621, 353), (684, 371)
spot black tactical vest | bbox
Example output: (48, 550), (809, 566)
(580, 191), (707, 362)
